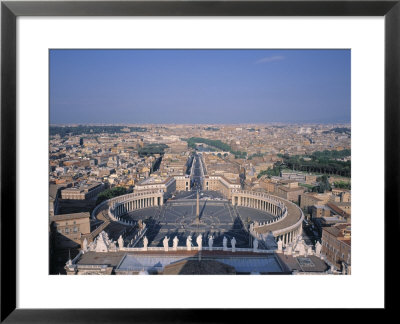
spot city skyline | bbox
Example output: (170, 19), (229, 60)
(50, 122), (351, 275)
(50, 49), (351, 124)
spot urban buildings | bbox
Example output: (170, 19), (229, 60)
(49, 123), (351, 275)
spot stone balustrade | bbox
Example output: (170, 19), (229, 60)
(118, 246), (277, 253)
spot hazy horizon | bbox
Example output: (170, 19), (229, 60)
(50, 122), (351, 126)
(50, 49), (351, 124)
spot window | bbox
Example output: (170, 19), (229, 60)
(65, 228), (70, 234)
(73, 227), (78, 233)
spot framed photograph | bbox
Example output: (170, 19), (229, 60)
(1, 0), (397, 321)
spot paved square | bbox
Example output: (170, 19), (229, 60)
(122, 199), (276, 248)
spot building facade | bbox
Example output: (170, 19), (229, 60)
(135, 176), (176, 200)
(174, 175), (191, 191)
(202, 175), (241, 199)
(321, 223), (351, 274)
(61, 182), (104, 200)
(50, 212), (91, 248)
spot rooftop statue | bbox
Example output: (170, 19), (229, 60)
(223, 236), (228, 251)
(253, 238), (258, 252)
(196, 234), (202, 250)
(95, 231), (110, 252)
(163, 236), (169, 252)
(315, 241), (322, 256)
(118, 235), (124, 249)
(173, 236), (179, 250)
(186, 235), (192, 251)
(143, 236), (148, 250)
(208, 235), (213, 251)
(82, 238), (88, 251)
(231, 237), (236, 252)
(277, 238), (283, 252)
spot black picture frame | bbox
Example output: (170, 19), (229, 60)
(1, 0), (398, 322)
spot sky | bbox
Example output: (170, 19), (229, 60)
(49, 49), (350, 124)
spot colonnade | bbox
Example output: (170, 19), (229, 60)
(231, 190), (285, 217)
(275, 227), (302, 245)
(107, 190), (164, 218)
(113, 195), (163, 217)
(231, 190), (303, 246)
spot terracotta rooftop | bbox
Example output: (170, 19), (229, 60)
(327, 202), (350, 218)
(50, 212), (90, 222)
(277, 186), (304, 192)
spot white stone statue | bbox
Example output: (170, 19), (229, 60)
(118, 235), (124, 249)
(208, 235), (213, 251)
(186, 235), (192, 251)
(285, 245), (293, 255)
(196, 234), (202, 250)
(143, 236), (148, 251)
(277, 238), (283, 252)
(163, 236), (169, 252)
(82, 238), (88, 251)
(231, 237), (236, 252)
(110, 240), (117, 251)
(253, 238), (258, 252)
(95, 231), (109, 252)
(223, 236), (228, 251)
(307, 246), (313, 256)
(173, 236), (179, 250)
(315, 241), (322, 257)
(298, 242), (306, 256)
(88, 240), (96, 251)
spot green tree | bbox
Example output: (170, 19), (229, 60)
(96, 186), (128, 205)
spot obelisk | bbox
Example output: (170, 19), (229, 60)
(196, 190), (200, 224)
